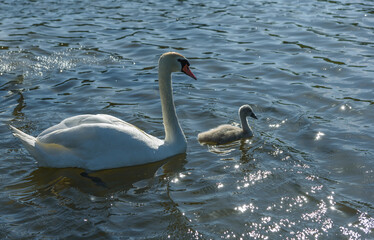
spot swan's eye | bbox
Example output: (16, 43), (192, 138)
(178, 58), (197, 80)
(178, 59), (190, 70)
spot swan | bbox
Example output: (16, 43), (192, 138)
(10, 52), (197, 171)
(198, 105), (257, 145)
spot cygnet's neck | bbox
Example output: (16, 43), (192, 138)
(158, 65), (186, 146)
(240, 112), (252, 134)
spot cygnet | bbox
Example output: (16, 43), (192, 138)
(198, 105), (257, 144)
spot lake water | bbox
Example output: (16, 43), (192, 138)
(1, 0), (373, 239)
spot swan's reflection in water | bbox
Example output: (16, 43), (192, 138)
(9, 153), (186, 198)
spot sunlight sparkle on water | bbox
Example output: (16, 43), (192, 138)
(235, 203), (257, 213)
(237, 170), (272, 190)
(269, 119), (287, 128)
(340, 104), (352, 111)
(315, 131), (325, 140)
(357, 212), (374, 234)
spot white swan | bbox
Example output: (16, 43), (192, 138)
(198, 105), (257, 145)
(10, 52), (197, 170)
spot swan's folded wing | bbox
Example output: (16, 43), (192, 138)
(37, 122), (162, 158)
(38, 114), (148, 138)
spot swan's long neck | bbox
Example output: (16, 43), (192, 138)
(158, 66), (186, 145)
(240, 113), (251, 134)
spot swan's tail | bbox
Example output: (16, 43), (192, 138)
(10, 126), (82, 168)
(10, 125), (38, 157)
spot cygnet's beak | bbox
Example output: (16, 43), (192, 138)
(251, 112), (258, 120)
(182, 65), (197, 80)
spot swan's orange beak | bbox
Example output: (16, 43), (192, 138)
(182, 65), (197, 80)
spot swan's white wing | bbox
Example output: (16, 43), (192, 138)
(35, 114), (164, 170)
(38, 114), (144, 137)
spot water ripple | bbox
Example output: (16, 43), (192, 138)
(1, 0), (373, 239)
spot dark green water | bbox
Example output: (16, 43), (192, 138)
(1, 0), (373, 239)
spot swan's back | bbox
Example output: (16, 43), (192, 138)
(198, 124), (248, 145)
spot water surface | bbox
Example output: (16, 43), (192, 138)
(1, 0), (373, 239)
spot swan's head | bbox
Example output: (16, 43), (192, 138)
(239, 104), (258, 120)
(159, 52), (197, 80)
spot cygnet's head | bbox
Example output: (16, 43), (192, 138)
(239, 104), (258, 120)
(159, 52), (197, 80)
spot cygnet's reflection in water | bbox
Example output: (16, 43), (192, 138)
(205, 138), (261, 166)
